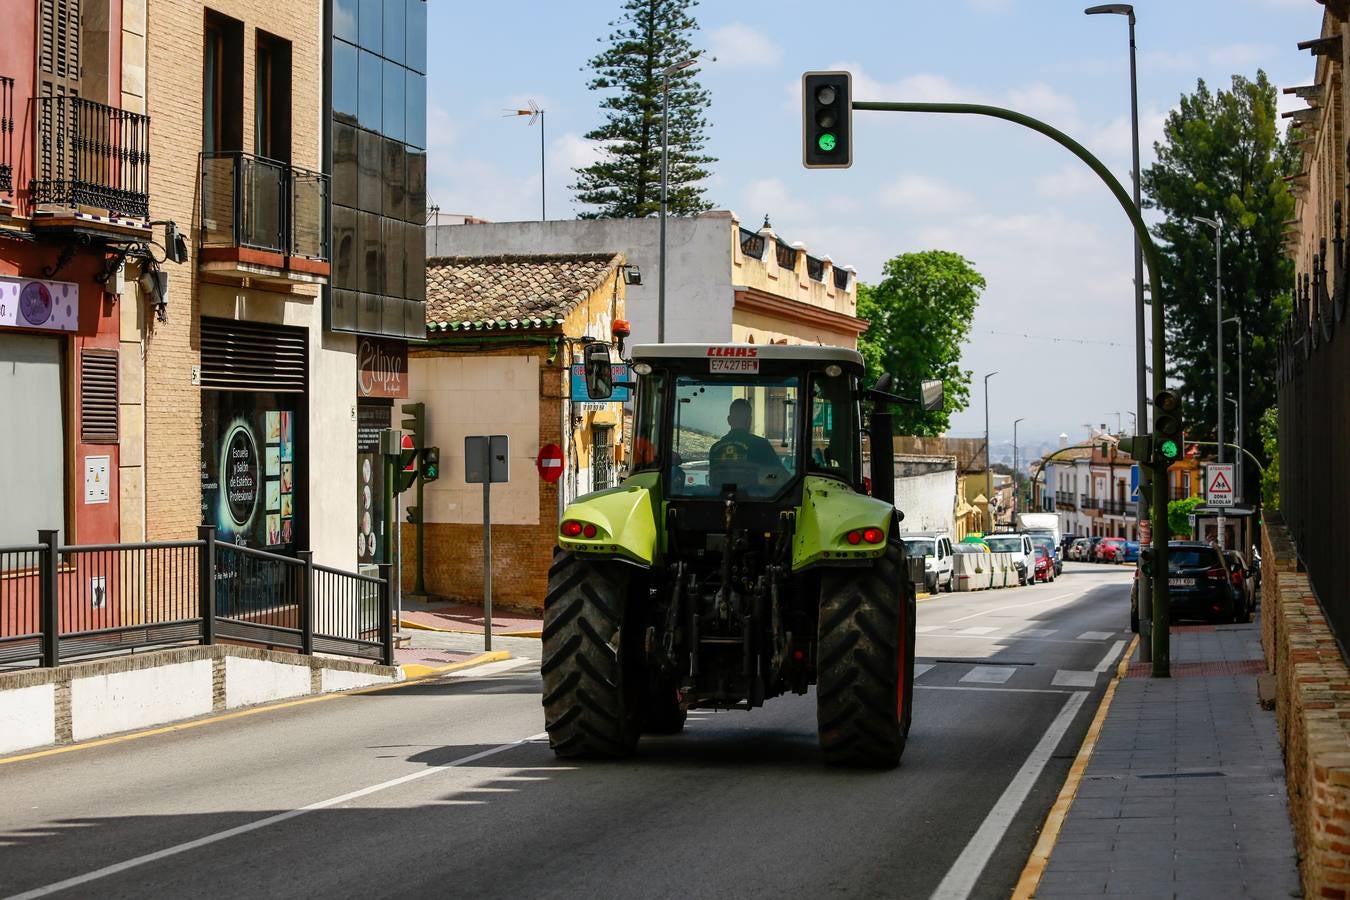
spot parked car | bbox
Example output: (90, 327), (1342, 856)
(1224, 550), (1256, 623)
(1060, 533), (1079, 558)
(900, 532), (956, 594)
(1123, 540), (1140, 564)
(1033, 544), (1055, 583)
(1097, 537), (1128, 564)
(984, 533), (1036, 585)
(1069, 537), (1093, 561)
(1028, 533), (1062, 576)
(1086, 536), (1105, 562)
(1161, 541), (1237, 624)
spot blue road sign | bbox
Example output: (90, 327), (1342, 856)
(1129, 464), (1140, 503)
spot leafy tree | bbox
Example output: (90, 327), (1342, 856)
(1141, 71), (1297, 504)
(857, 250), (985, 434)
(1168, 496), (1205, 539)
(1259, 405), (1279, 509)
(572, 0), (715, 218)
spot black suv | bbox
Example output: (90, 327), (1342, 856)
(1130, 541), (1237, 629)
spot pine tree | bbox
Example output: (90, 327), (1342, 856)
(572, 0), (715, 219)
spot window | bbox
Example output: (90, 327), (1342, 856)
(404, 71), (426, 149)
(357, 49), (382, 132)
(0, 335), (66, 547)
(592, 426), (613, 492)
(670, 375), (799, 498)
(632, 371), (666, 474)
(255, 32), (292, 162)
(382, 58), (405, 144)
(334, 0), (357, 41)
(808, 371), (857, 480)
(358, 0), (382, 54)
(405, 0), (426, 72)
(382, 0), (405, 64)
(333, 41), (358, 121)
(202, 11), (243, 152)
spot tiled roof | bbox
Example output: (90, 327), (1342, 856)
(424, 253), (623, 333)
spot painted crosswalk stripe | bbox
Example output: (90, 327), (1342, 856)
(1051, 669), (1097, 688)
(1020, 628), (1056, 638)
(1077, 631), (1114, 641)
(959, 626), (1000, 636)
(914, 663), (936, 679)
(916, 625), (943, 634)
(960, 665), (1019, 685)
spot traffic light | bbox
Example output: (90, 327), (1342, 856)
(803, 71), (852, 169)
(1152, 390), (1184, 464)
(1118, 435), (1152, 461)
(420, 446), (440, 483)
(400, 402), (424, 466)
(405, 505), (420, 524)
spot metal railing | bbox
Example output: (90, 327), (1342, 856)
(1280, 237), (1350, 650)
(0, 528), (390, 668)
(833, 266), (849, 290)
(739, 226), (765, 260)
(0, 76), (13, 197)
(806, 255), (824, 282)
(775, 239), (796, 270)
(200, 151), (330, 261)
(31, 95), (149, 218)
(1055, 490), (1076, 508)
(1080, 493), (1100, 510)
(1100, 499), (1128, 516)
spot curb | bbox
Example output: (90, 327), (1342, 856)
(399, 617), (542, 639)
(398, 649), (511, 680)
(1010, 633), (1139, 900)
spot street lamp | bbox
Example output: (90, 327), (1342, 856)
(1193, 215), (1224, 469)
(1012, 417), (1026, 521)
(659, 54), (701, 343)
(984, 371), (999, 525)
(1223, 315), (1243, 500)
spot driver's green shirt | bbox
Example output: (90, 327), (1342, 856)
(709, 428), (787, 472)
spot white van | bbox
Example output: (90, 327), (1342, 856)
(983, 532), (1036, 586)
(899, 532), (955, 593)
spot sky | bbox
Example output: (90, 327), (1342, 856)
(424, 0), (1320, 455)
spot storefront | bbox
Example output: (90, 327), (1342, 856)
(356, 336), (407, 567)
(199, 317), (308, 553)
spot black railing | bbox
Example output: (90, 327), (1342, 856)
(1100, 499), (1128, 516)
(775, 239), (797, 271)
(31, 95), (149, 218)
(1080, 493), (1099, 509)
(200, 151), (330, 261)
(739, 227), (766, 260)
(806, 255), (824, 282)
(1280, 241), (1350, 650)
(833, 266), (849, 290)
(1055, 490), (1076, 508)
(0, 528), (390, 668)
(0, 76), (13, 197)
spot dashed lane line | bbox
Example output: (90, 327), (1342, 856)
(945, 592), (1077, 624)
(960, 666), (1020, 685)
(1076, 631), (1115, 641)
(1051, 670), (1097, 688)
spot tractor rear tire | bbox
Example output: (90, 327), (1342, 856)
(817, 541), (915, 767)
(541, 551), (641, 758)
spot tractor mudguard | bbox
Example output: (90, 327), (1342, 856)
(792, 475), (895, 571)
(556, 471), (660, 567)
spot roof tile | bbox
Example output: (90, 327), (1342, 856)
(424, 253), (623, 333)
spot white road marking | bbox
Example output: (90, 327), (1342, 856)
(916, 684), (1073, 696)
(931, 691), (1089, 900)
(947, 592), (1076, 624)
(960, 666), (1019, 685)
(1051, 669), (1097, 688)
(914, 663), (936, 679)
(1019, 628), (1057, 638)
(958, 626), (1000, 636)
(1094, 639), (1127, 673)
(2, 733), (550, 900)
(917, 633), (1085, 645)
(916, 625), (944, 634)
(1077, 631), (1114, 641)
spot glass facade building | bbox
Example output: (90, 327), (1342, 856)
(326, 0), (427, 339)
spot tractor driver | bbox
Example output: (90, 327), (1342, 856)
(709, 398), (789, 489)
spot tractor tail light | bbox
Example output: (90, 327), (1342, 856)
(582, 523), (598, 539)
(862, 527), (885, 545)
(846, 530), (863, 545)
(561, 521), (583, 537)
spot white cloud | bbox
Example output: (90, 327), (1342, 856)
(741, 178), (812, 223)
(552, 132), (607, 172)
(1034, 164), (1100, 198)
(707, 23), (782, 69)
(1206, 42), (1276, 68)
(880, 174), (974, 213)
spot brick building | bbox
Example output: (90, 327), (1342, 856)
(402, 253), (627, 610)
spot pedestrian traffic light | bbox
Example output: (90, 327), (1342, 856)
(420, 446), (440, 483)
(803, 71), (852, 169)
(405, 505), (420, 524)
(400, 402), (424, 471)
(1152, 390), (1184, 464)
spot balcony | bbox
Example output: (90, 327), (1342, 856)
(1101, 499), (1128, 516)
(1081, 493), (1099, 510)
(0, 76), (13, 211)
(1055, 490), (1076, 509)
(199, 152), (330, 288)
(29, 95), (149, 229)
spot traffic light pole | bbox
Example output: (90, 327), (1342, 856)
(852, 100), (1171, 675)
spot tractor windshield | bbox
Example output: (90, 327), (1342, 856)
(669, 374), (799, 498)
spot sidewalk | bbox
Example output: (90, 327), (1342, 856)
(1026, 622), (1301, 899)
(397, 600), (543, 638)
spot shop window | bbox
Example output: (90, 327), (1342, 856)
(203, 11), (244, 152)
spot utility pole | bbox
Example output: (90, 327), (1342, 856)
(1195, 215), (1224, 547)
(1013, 417), (1025, 522)
(984, 371), (999, 529)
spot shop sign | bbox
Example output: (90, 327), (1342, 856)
(570, 363), (629, 402)
(202, 397), (298, 550)
(357, 337), (408, 398)
(0, 276), (80, 332)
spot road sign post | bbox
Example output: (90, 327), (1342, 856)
(466, 435), (509, 651)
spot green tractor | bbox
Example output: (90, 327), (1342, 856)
(542, 342), (942, 766)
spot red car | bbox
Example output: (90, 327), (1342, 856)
(1034, 545), (1055, 582)
(1097, 537), (1128, 564)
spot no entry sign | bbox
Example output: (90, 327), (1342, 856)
(536, 443), (564, 483)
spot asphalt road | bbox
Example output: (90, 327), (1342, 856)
(0, 561), (1134, 900)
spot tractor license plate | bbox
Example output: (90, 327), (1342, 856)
(1169, 577), (1194, 588)
(710, 357), (759, 374)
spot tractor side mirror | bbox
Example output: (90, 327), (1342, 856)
(920, 379), (944, 412)
(874, 373), (894, 393)
(583, 343), (614, 400)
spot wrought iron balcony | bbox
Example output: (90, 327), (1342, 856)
(833, 266), (849, 290)
(1055, 490), (1076, 508)
(199, 152), (330, 283)
(1101, 499), (1128, 516)
(31, 95), (149, 219)
(0, 76), (13, 199)
(1080, 493), (1098, 509)
(739, 226), (765, 260)
(806, 254), (824, 282)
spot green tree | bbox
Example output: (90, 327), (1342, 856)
(572, 0), (715, 218)
(1141, 71), (1297, 503)
(857, 250), (985, 434)
(1259, 405), (1280, 509)
(1168, 496), (1205, 539)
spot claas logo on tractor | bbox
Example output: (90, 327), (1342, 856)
(544, 343), (944, 768)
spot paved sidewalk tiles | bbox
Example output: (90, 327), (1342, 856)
(1032, 622), (1301, 899)
(398, 600), (543, 636)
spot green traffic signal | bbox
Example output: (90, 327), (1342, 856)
(818, 133), (837, 151)
(1158, 438), (1180, 461)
